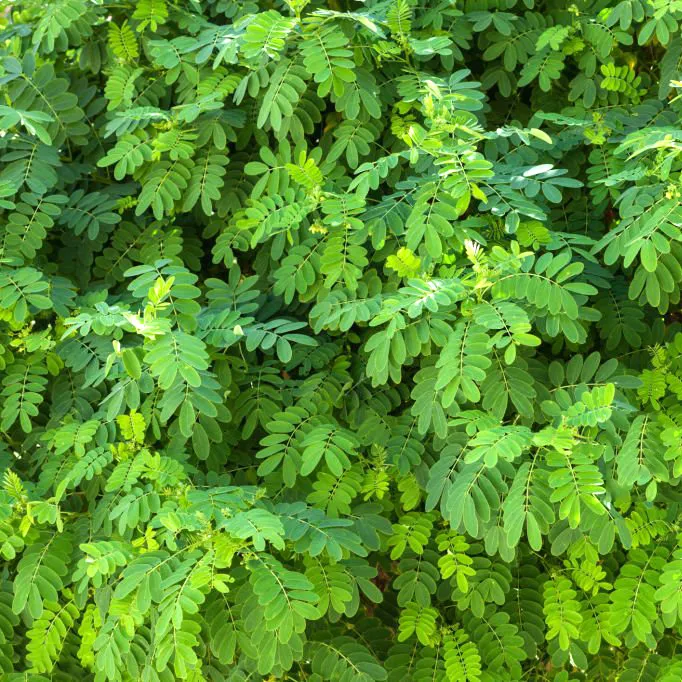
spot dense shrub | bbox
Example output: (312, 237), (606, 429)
(2, 0), (682, 680)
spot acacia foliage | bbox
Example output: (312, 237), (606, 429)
(2, 0), (682, 680)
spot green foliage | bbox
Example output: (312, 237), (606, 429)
(1, 0), (682, 680)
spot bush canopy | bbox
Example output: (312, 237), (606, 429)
(2, 0), (682, 680)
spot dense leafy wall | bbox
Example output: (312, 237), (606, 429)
(3, 0), (682, 680)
